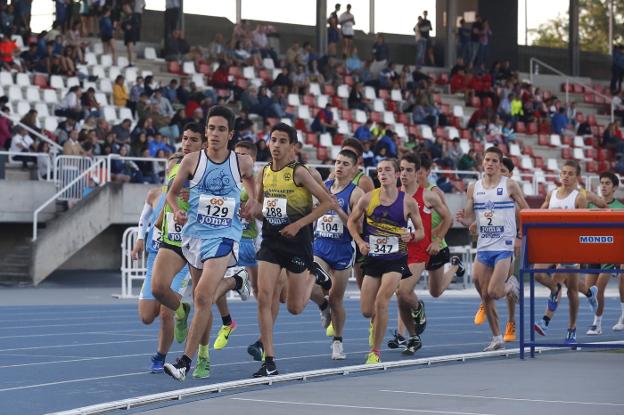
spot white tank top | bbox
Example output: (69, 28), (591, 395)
(548, 188), (578, 209)
(473, 176), (516, 252)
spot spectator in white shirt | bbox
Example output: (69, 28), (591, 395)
(10, 125), (36, 167)
(339, 4), (355, 56)
(56, 86), (83, 121)
(151, 89), (174, 118)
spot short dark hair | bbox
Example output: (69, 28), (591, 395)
(501, 157), (515, 173)
(270, 122), (298, 143)
(341, 138), (363, 157)
(183, 122), (205, 142)
(563, 159), (581, 176)
(484, 146), (503, 161)
(400, 153), (421, 170)
(419, 152), (432, 170)
(599, 171), (619, 187)
(234, 140), (257, 158)
(338, 149), (358, 165)
(206, 105), (235, 131)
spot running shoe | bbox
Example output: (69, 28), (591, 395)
(150, 354), (165, 374)
(401, 335), (422, 356)
(331, 340), (346, 360)
(533, 320), (548, 336)
(451, 256), (465, 277)
(474, 303), (486, 325)
(312, 261), (332, 290)
(320, 304), (332, 329)
(586, 324), (602, 335)
(547, 283), (562, 312)
(235, 269), (251, 301)
(503, 321), (516, 342)
(506, 275), (520, 303)
(192, 356), (210, 379)
(368, 320), (374, 348)
(252, 361), (278, 377)
(365, 351), (381, 364)
(586, 285), (598, 314)
(613, 317), (624, 331)
(411, 300), (427, 335)
(164, 357), (189, 381)
(387, 330), (406, 349)
(213, 321), (237, 350)
(483, 337), (504, 352)
(247, 340), (264, 362)
(564, 328), (577, 346)
(326, 322), (335, 337)
(174, 302), (191, 344)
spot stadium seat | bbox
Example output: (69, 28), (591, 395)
(573, 136), (588, 148)
(573, 147), (586, 160)
(33, 74), (48, 88)
(306, 133), (318, 146)
(43, 116), (58, 132)
(297, 105), (311, 120)
(395, 123), (407, 138)
(100, 54), (113, 67)
(548, 134), (562, 147)
(8, 85), (23, 101)
(522, 182), (535, 196)
(420, 125), (435, 141)
(262, 58), (275, 70)
(364, 86), (376, 100)
(585, 160), (597, 173)
(337, 84), (349, 99)
(16, 73), (30, 87)
(520, 156), (534, 171)
(85, 52), (97, 66)
(167, 61), (182, 74)
(103, 106), (117, 122)
(66, 77), (80, 88)
(95, 92), (108, 106)
(316, 146), (329, 161)
(383, 111), (396, 125)
(546, 158), (559, 172)
(34, 102), (49, 117)
(445, 126), (460, 139)
(14, 101), (30, 116)
(42, 89), (58, 104)
(353, 109), (367, 124)
(373, 99), (385, 112)
(0, 71), (12, 86)
(317, 95), (329, 108)
(117, 56), (129, 68)
(182, 61), (196, 75)
(119, 107), (133, 121)
(509, 143), (522, 157)
(337, 120), (351, 135)
(309, 83), (322, 96)
(49, 75), (64, 89)
(391, 89), (402, 101)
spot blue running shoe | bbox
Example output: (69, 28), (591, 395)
(547, 283), (562, 312)
(150, 354), (165, 373)
(564, 328), (577, 347)
(534, 320), (548, 336)
(586, 285), (598, 314)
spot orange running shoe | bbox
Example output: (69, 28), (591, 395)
(474, 303), (486, 325)
(504, 321), (516, 342)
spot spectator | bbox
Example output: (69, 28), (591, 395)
(370, 34), (389, 77)
(176, 77), (190, 105)
(450, 68), (466, 94)
(457, 18), (471, 62)
(136, 147), (159, 184)
(81, 87), (101, 118)
(273, 66), (292, 93)
(447, 137), (463, 168)
(209, 33), (226, 60)
(339, 4), (355, 56)
(151, 88), (175, 118)
(413, 16), (426, 66)
(362, 141), (375, 167)
(327, 14), (340, 56)
(419, 10), (434, 65)
(109, 145), (132, 183)
(128, 76), (144, 113)
(164, 0), (181, 40)
(0, 33), (20, 71)
(602, 121), (622, 151)
(255, 138), (270, 162)
(469, 15), (483, 64)
(113, 75), (129, 107)
(10, 125), (36, 167)
(36, 141), (52, 180)
(510, 93), (524, 122)
(112, 119), (132, 143)
(551, 107), (569, 135)
(20, 109), (40, 135)
(20, 42), (39, 72)
(121, 2), (140, 67)
(611, 45), (624, 94)
(0, 106), (11, 150)
(348, 83), (369, 112)
(311, 104), (338, 135)
(502, 120), (516, 144)
(476, 19), (492, 66)
(345, 47), (363, 75)
(99, 7), (116, 64)
(63, 128), (84, 156)
(374, 129), (398, 157)
(163, 79), (178, 104)
(354, 119), (373, 141)
(164, 29), (190, 62)
(56, 86), (83, 121)
(290, 64), (308, 95)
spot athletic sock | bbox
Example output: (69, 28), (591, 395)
(585, 289), (593, 297)
(333, 336), (343, 342)
(620, 302), (624, 315)
(593, 315), (602, 326)
(155, 351), (166, 361)
(371, 348), (380, 355)
(543, 316), (551, 326)
(318, 298), (329, 311)
(175, 302), (186, 320)
(265, 356), (274, 364)
(198, 344), (209, 359)
(221, 314), (232, 326)
(233, 273), (243, 290)
(494, 334), (503, 343)
(180, 354), (192, 367)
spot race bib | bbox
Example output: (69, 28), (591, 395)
(262, 197), (288, 225)
(166, 212), (183, 242)
(316, 214), (344, 238)
(150, 228), (162, 251)
(479, 210), (504, 239)
(197, 195), (235, 227)
(407, 219), (415, 233)
(369, 236), (399, 256)
(241, 218), (251, 231)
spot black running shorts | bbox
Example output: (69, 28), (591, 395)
(426, 247), (450, 271)
(256, 237), (313, 274)
(362, 256), (412, 279)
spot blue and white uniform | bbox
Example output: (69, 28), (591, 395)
(313, 179), (357, 270)
(473, 176), (516, 268)
(140, 193), (190, 300)
(182, 150), (243, 269)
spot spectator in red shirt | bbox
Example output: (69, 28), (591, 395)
(450, 69), (466, 94)
(0, 34), (20, 71)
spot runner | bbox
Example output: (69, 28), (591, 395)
(313, 149), (364, 359)
(131, 158), (190, 373)
(472, 157), (520, 342)
(394, 153), (452, 355)
(348, 158), (424, 364)
(456, 146), (528, 351)
(532, 160), (587, 345)
(162, 106), (256, 381)
(254, 122), (334, 377)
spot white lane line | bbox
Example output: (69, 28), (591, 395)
(0, 371), (146, 393)
(0, 329), (157, 340)
(379, 390), (624, 407)
(230, 398), (494, 415)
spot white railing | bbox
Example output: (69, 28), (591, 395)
(529, 57), (614, 122)
(54, 155), (96, 199)
(0, 110), (63, 152)
(116, 226), (147, 299)
(102, 154), (169, 185)
(32, 158), (107, 241)
(0, 150), (52, 180)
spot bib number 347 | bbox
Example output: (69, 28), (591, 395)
(369, 236), (399, 255)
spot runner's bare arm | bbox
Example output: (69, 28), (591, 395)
(166, 152), (198, 225)
(456, 182), (475, 226)
(347, 192), (371, 255)
(358, 174), (375, 192)
(575, 192), (588, 209)
(540, 190), (552, 209)
(585, 190), (607, 208)
(405, 197), (424, 243)
(237, 153), (258, 219)
(426, 190), (451, 253)
(507, 179), (530, 210)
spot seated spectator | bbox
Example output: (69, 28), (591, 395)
(148, 133), (172, 157)
(56, 86), (84, 121)
(310, 104), (338, 135)
(81, 87), (101, 118)
(63, 129), (84, 156)
(458, 149), (478, 172)
(36, 141), (52, 179)
(163, 79), (179, 105)
(346, 48), (363, 75)
(151, 88), (175, 118)
(447, 138), (464, 168)
(176, 77), (190, 105)
(354, 119), (373, 141)
(20, 42), (39, 72)
(0, 33), (20, 71)
(164, 29), (190, 62)
(374, 129), (398, 158)
(602, 121), (623, 151)
(502, 120), (516, 144)
(551, 107), (569, 135)
(10, 125), (36, 167)
(269, 88), (294, 119)
(450, 69), (466, 94)
(112, 119), (132, 144)
(113, 75), (129, 107)
(510, 93), (524, 122)
(19, 109), (41, 135)
(131, 132), (148, 156)
(256, 138), (270, 162)
(109, 145), (132, 183)
(208, 33), (226, 59)
(290, 64), (308, 95)
(370, 34), (389, 78)
(136, 147), (160, 184)
(348, 83), (370, 112)
(0, 106), (11, 150)
(273, 66), (292, 93)
(362, 141), (375, 167)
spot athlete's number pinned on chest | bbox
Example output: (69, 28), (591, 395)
(198, 195), (235, 227)
(317, 214), (343, 238)
(369, 236), (399, 255)
(166, 212), (182, 241)
(479, 210), (504, 238)
(263, 197), (288, 225)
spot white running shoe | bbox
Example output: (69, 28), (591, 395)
(613, 317), (624, 331)
(586, 325), (602, 335)
(331, 340), (346, 360)
(483, 337), (505, 352)
(235, 269), (251, 301)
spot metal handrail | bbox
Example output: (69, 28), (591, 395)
(529, 57), (614, 122)
(0, 110), (63, 151)
(32, 158), (107, 241)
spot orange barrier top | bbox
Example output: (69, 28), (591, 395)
(520, 209), (624, 265)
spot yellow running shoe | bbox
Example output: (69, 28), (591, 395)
(213, 321), (237, 350)
(368, 321), (374, 348)
(365, 351), (380, 364)
(326, 322), (335, 337)
(474, 303), (486, 325)
(503, 321), (516, 342)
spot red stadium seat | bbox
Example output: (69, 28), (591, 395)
(228, 66), (241, 77)
(317, 146), (329, 161)
(534, 156), (544, 169)
(333, 134), (344, 146)
(324, 85), (336, 96)
(561, 147), (573, 159)
(470, 96), (481, 107)
(341, 110), (353, 121)
(515, 122), (526, 134)
(306, 133), (318, 146)
(538, 134), (549, 146)
(167, 61), (182, 74)
(33, 74), (48, 88)
(199, 63), (212, 75)
(527, 122), (538, 134)
(597, 149), (609, 161)
(378, 89), (390, 99)
(585, 161), (597, 173)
